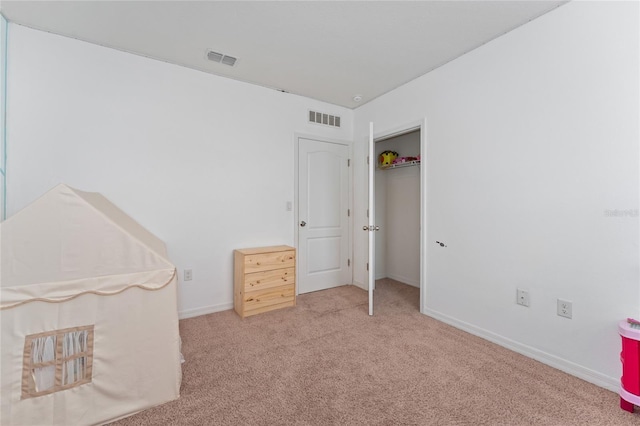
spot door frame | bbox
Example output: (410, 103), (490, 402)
(294, 133), (354, 295)
(370, 118), (428, 314)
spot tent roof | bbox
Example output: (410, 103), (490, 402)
(1, 184), (174, 292)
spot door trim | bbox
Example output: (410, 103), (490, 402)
(371, 118), (428, 315)
(294, 133), (353, 295)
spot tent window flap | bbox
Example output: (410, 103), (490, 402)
(22, 325), (94, 399)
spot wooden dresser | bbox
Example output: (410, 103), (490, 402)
(234, 245), (296, 318)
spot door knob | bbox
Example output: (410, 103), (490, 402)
(363, 226), (368, 231)
(375, 226), (380, 231)
(300, 221), (306, 227)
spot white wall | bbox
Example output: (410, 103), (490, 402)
(374, 168), (387, 279)
(385, 165), (420, 287)
(5, 24), (353, 318)
(0, 15), (6, 221)
(354, 0), (639, 389)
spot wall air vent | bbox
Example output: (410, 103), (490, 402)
(308, 110), (341, 128)
(206, 50), (237, 67)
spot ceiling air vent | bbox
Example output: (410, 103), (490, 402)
(309, 110), (341, 128)
(207, 50), (237, 67)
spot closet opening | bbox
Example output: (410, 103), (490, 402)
(374, 127), (422, 311)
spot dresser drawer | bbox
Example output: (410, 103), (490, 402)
(244, 250), (295, 273)
(234, 245), (296, 318)
(244, 284), (295, 314)
(244, 267), (295, 292)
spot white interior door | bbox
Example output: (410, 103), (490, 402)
(298, 138), (350, 294)
(367, 122), (375, 315)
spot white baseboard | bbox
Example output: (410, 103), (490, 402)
(352, 279), (367, 291)
(386, 272), (419, 288)
(423, 307), (619, 393)
(179, 302), (233, 319)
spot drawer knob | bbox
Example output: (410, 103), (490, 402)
(256, 280), (260, 284)
(256, 262), (261, 265)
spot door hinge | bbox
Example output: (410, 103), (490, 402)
(348, 259), (351, 267)
(348, 159), (351, 167)
(367, 156), (370, 165)
(366, 262), (369, 271)
(348, 209), (350, 217)
(367, 209), (369, 218)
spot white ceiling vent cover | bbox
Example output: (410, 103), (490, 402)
(207, 50), (237, 67)
(308, 110), (341, 128)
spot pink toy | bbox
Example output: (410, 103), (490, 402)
(619, 320), (640, 412)
(392, 156), (419, 165)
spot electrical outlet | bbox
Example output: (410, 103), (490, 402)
(516, 289), (530, 307)
(184, 269), (193, 281)
(557, 299), (572, 319)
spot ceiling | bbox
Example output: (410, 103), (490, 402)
(1, 1), (568, 109)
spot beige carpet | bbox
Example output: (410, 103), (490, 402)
(111, 279), (637, 425)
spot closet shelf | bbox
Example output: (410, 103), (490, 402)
(378, 159), (421, 170)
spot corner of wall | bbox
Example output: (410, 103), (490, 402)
(0, 15), (7, 221)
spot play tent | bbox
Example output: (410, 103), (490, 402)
(0, 184), (182, 425)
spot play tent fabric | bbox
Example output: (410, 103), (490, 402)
(1, 184), (182, 425)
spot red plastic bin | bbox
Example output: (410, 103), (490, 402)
(619, 320), (640, 413)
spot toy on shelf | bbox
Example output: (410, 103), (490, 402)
(619, 319), (640, 413)
(392, 156), (419, 165)
(378, 150), (398, 167)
